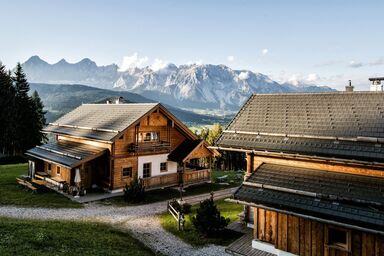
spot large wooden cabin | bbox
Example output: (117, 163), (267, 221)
(26, 102), (216, 193)
(214, 91), (384, 255)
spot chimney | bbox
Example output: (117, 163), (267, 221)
(345, 80), (354, 92)
(106, 100), (110, 104)
(115, 96), (123, 104)
(369, 77), (384, 92)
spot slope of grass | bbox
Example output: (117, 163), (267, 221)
(0, 164), (81, 208)
(160, 199), (243, 246)
(0, 217), (154, 256)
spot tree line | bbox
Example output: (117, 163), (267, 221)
(196, 123), (246, 171)
(0, 62), (46, 157)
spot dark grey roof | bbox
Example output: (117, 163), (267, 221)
(44, 103), (159, 141)
(25, 140), (107, 168)
(168, 139), (202, 162)
(234, 163), (384, 232)
(217, 92), (384, 162)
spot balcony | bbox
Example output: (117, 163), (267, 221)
(128, 141), (171, 153)
(142, 173), (179, 190)
(182, 168), (211, 186)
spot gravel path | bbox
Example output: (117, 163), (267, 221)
(0, 187), (237, 256)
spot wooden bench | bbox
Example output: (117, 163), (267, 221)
(16, 177), (37, 192)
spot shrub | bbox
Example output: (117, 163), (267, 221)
(192, 196), (230, 237)
(182, 203), (192, 214)
(124, 177), (145, 203)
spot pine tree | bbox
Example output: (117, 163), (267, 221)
(0, 63), (16, 155)
(31, 90), (47, 144)
(13, 63), (35, 154)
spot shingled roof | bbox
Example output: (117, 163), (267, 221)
(216, 92), (384, 162)
(233, 163), (384, 233)
(26, 140), (107, 168)
(44, 103), (159, 141)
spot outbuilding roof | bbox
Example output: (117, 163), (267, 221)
(25, 140), (108, 168)
(216, 92), (384, 162)
(233, 163), (384, 233)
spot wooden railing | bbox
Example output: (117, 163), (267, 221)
(128, 142), (171, 153)
(183, 168), (211, 185)
(143, 173), (179, 189)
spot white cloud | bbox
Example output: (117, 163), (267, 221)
(118, 53), (148, 72)
(227, 55), (235, 62)
(238, 71), (249, 80)
(349, 60), (363, 68)
(306, 73), (320, 82)
(261, 49), (269, 56)
(150, 58), (169, 71)
(369, 58), (384, 66)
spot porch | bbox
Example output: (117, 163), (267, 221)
(168, 139), (219, 187)
(143, 172), (179, 190)
(25, 140), (109, 196)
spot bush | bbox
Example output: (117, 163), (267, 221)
(192, 196), (230, 237)
(124, 177), (145, 203)
(182, 203), (192, 214)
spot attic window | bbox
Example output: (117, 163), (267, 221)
(119, 134), (124, 140)
(139, 132), (159, 142)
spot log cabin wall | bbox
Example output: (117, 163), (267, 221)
(252, 207), (384, 256)
(247, 153), (384, 178)
(43, 162), (71, 184)
(112, 156), (138, 189)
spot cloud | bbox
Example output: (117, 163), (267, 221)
(348, 60), (363, 68)
(238, 71), (249, 80)
(369, 58), (384, 66)
(150, 58), (169, 71)
(306, 73), (320, 82)
(118, 53), (148, 72)
(261, 49), (269, 56)
(227, 55), (235, 62)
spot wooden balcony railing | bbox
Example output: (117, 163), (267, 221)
(128, 142), (171, 153)
(183, 168), (211, 185)
(143, 173), (179, 190)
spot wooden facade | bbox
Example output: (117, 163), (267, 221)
(240, 152), (384, 256)
(252, 206), (384, 256)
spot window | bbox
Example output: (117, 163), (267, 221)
(119, 134), (124, 140)
(123, 167), (132, 177)
(160, 162), (167, 172)
(48, 163), (51, 171)
(56, 166), (61, 175)
(143, 163), (151, 178)
(139, 132), (159, 142)
(327, 227), (348, 250)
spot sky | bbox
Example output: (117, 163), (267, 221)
(1, 0), (383, 90)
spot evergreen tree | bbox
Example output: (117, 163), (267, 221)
(31, 90), (47, 144)
(0, 63), (16, 155)
(13, 63), (35, 153)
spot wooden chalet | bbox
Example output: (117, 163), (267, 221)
(214, 91), (384, 256)
(25, 102), (216, 193)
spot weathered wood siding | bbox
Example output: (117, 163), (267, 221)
(252, 207), (384, 256)
(250, 154), (384, 178)
(112, 156), (138, 189)
(43, 161), (71, 183)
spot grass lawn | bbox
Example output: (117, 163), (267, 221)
(0, 217), (154, 256)
(0, 164), (81, 208)
(159, 199), (244, 246)
(102, 169), (243, 206)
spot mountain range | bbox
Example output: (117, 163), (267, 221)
(22, 56), (335, 112)
(29, 83), (231, 126)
